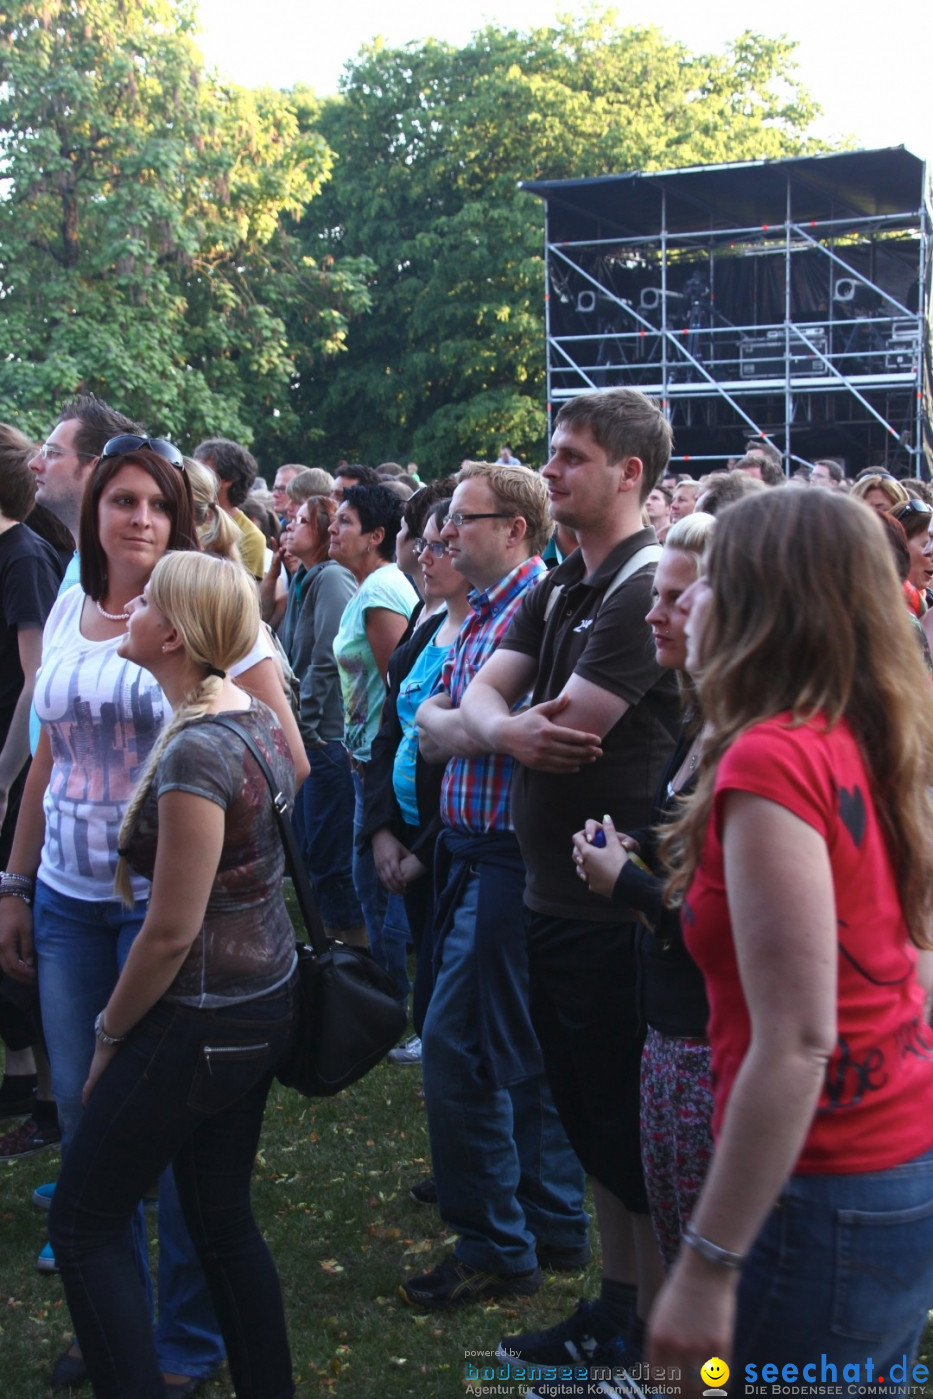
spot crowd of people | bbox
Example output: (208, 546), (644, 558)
(1, 388), (933, 1399)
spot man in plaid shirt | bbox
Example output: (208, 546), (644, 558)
(400, 463), (589, 1310)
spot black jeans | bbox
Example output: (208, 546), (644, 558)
(49, 983), (297, 1399)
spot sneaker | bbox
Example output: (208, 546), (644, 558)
(498, 1298), (629, 1368)
(408, 1175), (438, 1206)
(401, 1253), (541, 1309)
(37, 1240), (59, 1274)
(32, 1181), (56, 1210)
(50, 1344), (88, 1389)
(0, 1073), (38, 1120)
(387, 1036), (422, 1066)
(535, 1240), (593, 1271)
(0, 1113), (61, 1160)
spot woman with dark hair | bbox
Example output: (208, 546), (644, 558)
(648, 488), (933, 1386)
(0, 442), (227, 1393)
(890, 499), (933, 614)
(361, 499), (473, 1034)
(282, 492), (363, 942)
(329, 483), (418, 952)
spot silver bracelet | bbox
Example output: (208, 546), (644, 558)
(0, 870), (35, 894)
(682, 1221), (745, 1270)
(94, 1012), (126, 1047)
(0, 887), (32, 906)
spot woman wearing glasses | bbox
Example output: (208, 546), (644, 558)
(0, 440), (226, 1394)
(360, 500), (472, 1030)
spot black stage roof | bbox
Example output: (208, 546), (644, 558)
(521, 147), (929, 242)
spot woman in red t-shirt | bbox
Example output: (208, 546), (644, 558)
(648, 487), (933, 1388)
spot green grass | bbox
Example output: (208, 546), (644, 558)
(0, 1061), (601, 1398)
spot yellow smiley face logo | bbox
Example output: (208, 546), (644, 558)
(701, 1358), (730, 1388)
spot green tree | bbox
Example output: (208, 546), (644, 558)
(0, 0), (371, 466)
(302, 15), (822, 470)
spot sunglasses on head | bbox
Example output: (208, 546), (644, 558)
(893, 499), (933, 518)
(100, 435), (185, 470)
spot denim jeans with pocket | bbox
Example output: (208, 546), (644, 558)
(49, 985), (296, 1399)
(735, 1145), (933, 1376)
(422, 871), (588, 1275)
(33, 879), (225, 1377)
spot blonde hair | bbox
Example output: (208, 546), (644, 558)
(114, 552), (260, 903)
(186, 456), (241, 561)
(850, 474), (910, 511)
(663, 488), (933, 945)
(457, 461), (553, 555)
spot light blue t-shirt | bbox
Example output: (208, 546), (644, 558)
(392, 629), (451, 826)
(333, 564), (418, 762)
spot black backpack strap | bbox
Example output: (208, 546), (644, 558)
(209, 715), (328, 954)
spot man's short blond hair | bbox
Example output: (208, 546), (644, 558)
(457, 462), (553, 556)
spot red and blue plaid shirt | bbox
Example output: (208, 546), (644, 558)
(439, 556), (546, 834)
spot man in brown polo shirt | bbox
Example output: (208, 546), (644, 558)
(460, 388), (679, 1385)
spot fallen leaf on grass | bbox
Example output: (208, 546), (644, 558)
(319, 1259), (345, 1275)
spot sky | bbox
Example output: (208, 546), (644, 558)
(196, 0), (930, 162)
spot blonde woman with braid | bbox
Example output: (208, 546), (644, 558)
(48, 552), (299, 1399)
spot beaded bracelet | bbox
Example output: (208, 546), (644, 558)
(0, 887), (33, 906)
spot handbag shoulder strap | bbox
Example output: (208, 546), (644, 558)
(209, 714), (328, 955)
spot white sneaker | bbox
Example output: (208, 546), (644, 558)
(387, 1036), (422, 1065)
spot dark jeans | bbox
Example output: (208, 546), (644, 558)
(292, 740), (362, 933)
(49, 984), (297, 1399)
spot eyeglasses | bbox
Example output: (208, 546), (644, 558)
(38, 442), (97, 462)
(100, 435), (185, 470)
(414, 538), (449, 557)
(443, 512), (515, 527)
(893, 499), (933, 518)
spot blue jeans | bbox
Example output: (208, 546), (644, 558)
(33, 881), (225, 1377)
(351, 768), (386, 949)
(376, 893), (412, 1009)
(735, 1146), (933, 1375)
(49, 986), (296, 1399)
(292, 741), (362, 933)
(421, 872), (588, 1274)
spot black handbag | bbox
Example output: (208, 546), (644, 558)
(211, 717), (406, 1097)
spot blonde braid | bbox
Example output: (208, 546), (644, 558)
(113, 674), (224, 905)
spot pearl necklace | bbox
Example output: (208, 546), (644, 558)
(96, 598), (130, 622)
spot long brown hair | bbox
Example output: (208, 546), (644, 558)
(663, 488), (933, 945)
(79, 449), (199, 599)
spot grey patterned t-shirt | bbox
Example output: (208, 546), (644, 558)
(125, 702), (297, 1007)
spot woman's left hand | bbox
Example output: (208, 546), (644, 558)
(648, 1253), (738, 1396)
(82, 1042), (119, 1106)
(571, 813), (629, 898)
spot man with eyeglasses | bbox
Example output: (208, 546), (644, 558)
(400, 462), (589, 1312)
(30, 395), (144, 593)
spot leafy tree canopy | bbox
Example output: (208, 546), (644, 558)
(0, 0), (371, 463)
(302, 14), (822, 471)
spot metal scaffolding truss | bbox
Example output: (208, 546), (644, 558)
(522, 148), (933, 476)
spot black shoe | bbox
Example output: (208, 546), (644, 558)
(0, 1073), (38, 1120)
(535, 1240), (592, 1271)
(51, 1345), (88, 1389)
(498, 1298), (629, 1366)
(0, 1112), (61, 1160)
(401, 1253), (541, 1309)
(408, 1175), (438, 1205)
